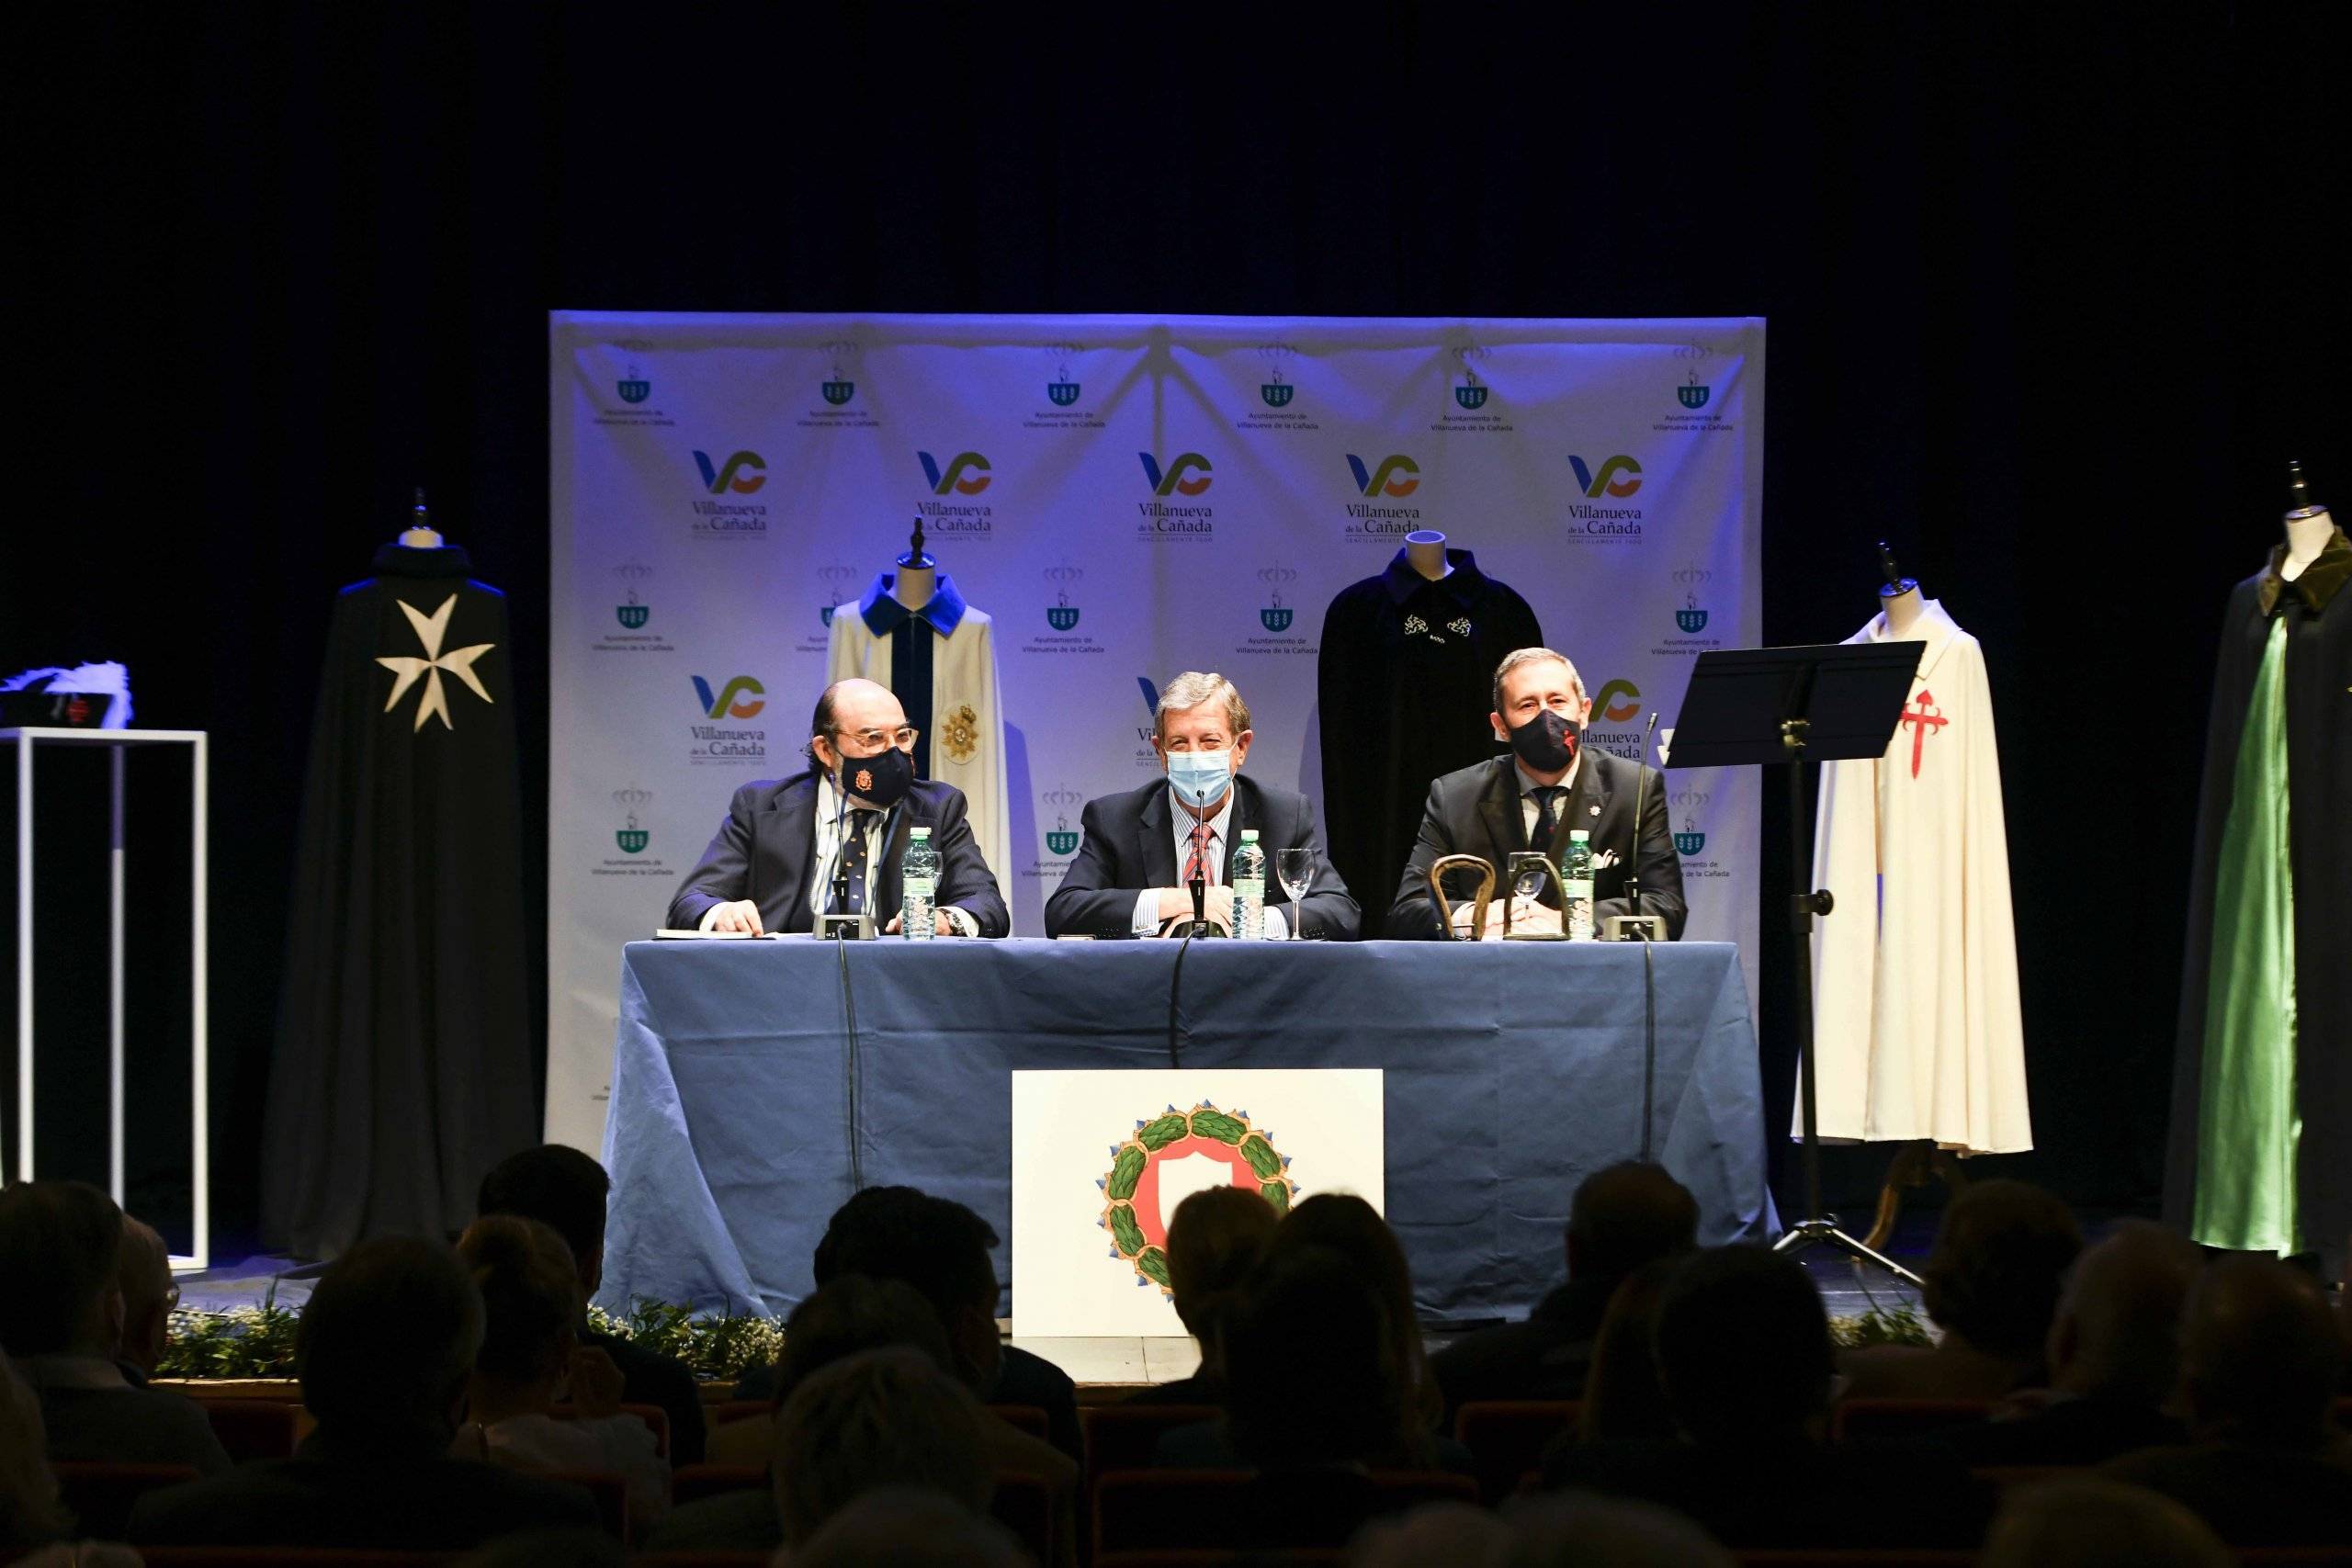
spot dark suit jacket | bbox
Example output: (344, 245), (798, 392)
(127, 1427), (596, 1549)
(667, 770), (1009, 937)
(1940, 1394), (2185, 1467)
(1385, 751), (1685, 940)
(1044, 776), (1361, 940)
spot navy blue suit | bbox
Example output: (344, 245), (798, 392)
(666, 770), (1009, 936)
(1045, 775), (1359, 940)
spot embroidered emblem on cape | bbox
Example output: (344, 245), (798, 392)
(943, 704), (980, 764)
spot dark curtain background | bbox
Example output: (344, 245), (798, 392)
(9, 3), (2345, 1255)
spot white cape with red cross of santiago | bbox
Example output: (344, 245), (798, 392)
(1805, 599), (2030, 1155)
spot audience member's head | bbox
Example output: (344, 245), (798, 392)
(455, 1215), (582, 1408)
(1917, 1179), (2081, 1371)
(1, 1354), (66, 1549)
(0, 1180), (125, 1360)
(1500, 1491), (1736, 1567)
(811, 1189), (1002, 1393)
(770, 1347), (991, 1547)
(771, 1274), (955, 1408)
(1224, 1242), (1424, 1468)
(1276, 1192), (1438, 1427)
(297, 1235), (483, 1444)
(1165, 1185), (1279, 1361)
(790, 1486), (1028, 1568)
(1566, 1162), (1700, 1290)
(1349, 1501), (1511, 1568)
(2045, 1219), (2199, 1405)
(477, 1145), (612, 1301)
(1653, 1246), (1833, 1446)
(1979, 1475), (2233, 1568)
(2177, 1253), (2346, 1450)
(1577, 1257), (1683, 1445)
(113, 1216), (176, 1377)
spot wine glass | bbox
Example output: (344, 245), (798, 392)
(1276, 848), (1316, 937)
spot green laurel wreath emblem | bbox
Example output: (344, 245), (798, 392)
(1098, 1100), (1298, 1295)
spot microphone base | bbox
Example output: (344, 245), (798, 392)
(1162, 919), (1227, 940)
(816, 911), (876, 942)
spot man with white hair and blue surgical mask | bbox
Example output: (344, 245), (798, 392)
(1046, 671), (1360, 940)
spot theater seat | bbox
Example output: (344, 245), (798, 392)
(51, 1461), (199, 1540)
(1093, 1468), (1477, 1556)
(191, 1396), (307, 1463)
(669, 1462), (767, 1506)
(139, 1552), (455, 1567)
(1080, 1404), (1223, 1483)
(1453, 1400), (1581, 1502)
(989, 1468), (1055, 1565)
(540, 1468), (629, 1544)
(1098, 1553), (1347, 1568)
(989, 1403), (1050, 1441)
(1734, 1553), (1975, 1567)
(1828, 1399), (1993, 1444)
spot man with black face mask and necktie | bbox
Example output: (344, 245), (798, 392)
(667, 677), (1010, 937)
(1385, 648), (1685, 940)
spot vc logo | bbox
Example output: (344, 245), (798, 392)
(1138, 452), (1213, 497)
(1567, 455), (1643, 498)
(694, 450), (766, 494)
(690, 675), (766, 719)
(1592, 679), (1642, 724)
(1344, 454), (1421, 498)
(917, 450), (992, 495)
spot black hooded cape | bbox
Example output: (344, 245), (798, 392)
(2163, 526), (2350, 1271)
(261, 544), (534, 1258)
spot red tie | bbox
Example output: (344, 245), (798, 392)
(1184, 820), (1213, 885)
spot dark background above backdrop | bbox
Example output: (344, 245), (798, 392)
(8, 3), (2346, 1258)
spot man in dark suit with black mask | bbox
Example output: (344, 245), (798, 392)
(1046, 671), (1358, 939)
(667, 677), (1009, 937)
(1387, 647), (1684, 939)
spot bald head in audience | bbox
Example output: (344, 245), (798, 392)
(115, 1217), (175, 1379)
(2047, 1220), (2199, 1405)
(2177, 1254), (2346, 1450)
(1981, 1476), (2233, 1568)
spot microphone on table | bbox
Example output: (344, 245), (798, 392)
(1605, 710), (1669, 943)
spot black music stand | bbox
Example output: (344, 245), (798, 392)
(1669, 640), (1925, 1285)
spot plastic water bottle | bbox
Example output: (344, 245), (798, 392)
(1561, 829), (1596, 942)
(901, 827), (939, 941)
(1231, 829), (1266, 940)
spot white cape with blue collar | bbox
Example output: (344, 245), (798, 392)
(1807, 599), (2031, 1155)
(826, 577), (1010, 891)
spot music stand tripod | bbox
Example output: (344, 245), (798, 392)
(1668, 640), (1926, 1286)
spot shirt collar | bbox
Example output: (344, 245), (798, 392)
(1514, 754), (1582, 796)
(858, 571), (967, 637)
(1382, 547), (1487, 607)
(2257, 524), (2350, 616)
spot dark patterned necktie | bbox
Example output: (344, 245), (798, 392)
(835, 808), (879, 914)
(1529, 786), (1566, 849)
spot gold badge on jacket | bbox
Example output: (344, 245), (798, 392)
(943, 704), (979, 763)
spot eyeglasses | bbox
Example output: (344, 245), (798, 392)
(835, 726), (920, 751)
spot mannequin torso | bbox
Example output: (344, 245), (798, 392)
(893, 558), (937, 609)
(1405, 529), (1453, 582)
(1881, 581), (1926, 637)
(2282, 507), (2334, 581)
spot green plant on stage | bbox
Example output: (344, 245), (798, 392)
(1828, 1303), (1933, 1349)
(156, 1282), (302, 1379)
(155, 1288), (782, 1383)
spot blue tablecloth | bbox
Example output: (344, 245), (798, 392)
(599, 938), (1777, 1324)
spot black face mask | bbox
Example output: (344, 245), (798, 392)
(837, 743), (914, 807)
(1508, 708), (1580, 773)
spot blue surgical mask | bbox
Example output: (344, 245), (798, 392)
(1164, 750), (1233, 809)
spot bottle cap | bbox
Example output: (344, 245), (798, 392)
(910, 826), (931, 837)
(1569, 829), (1590, 840)
(1240, 829), (1259, 840)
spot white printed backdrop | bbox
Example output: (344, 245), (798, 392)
(548, 313), (1764, 1152)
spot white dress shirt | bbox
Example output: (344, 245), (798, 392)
(1130, 785), (1288, 938)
